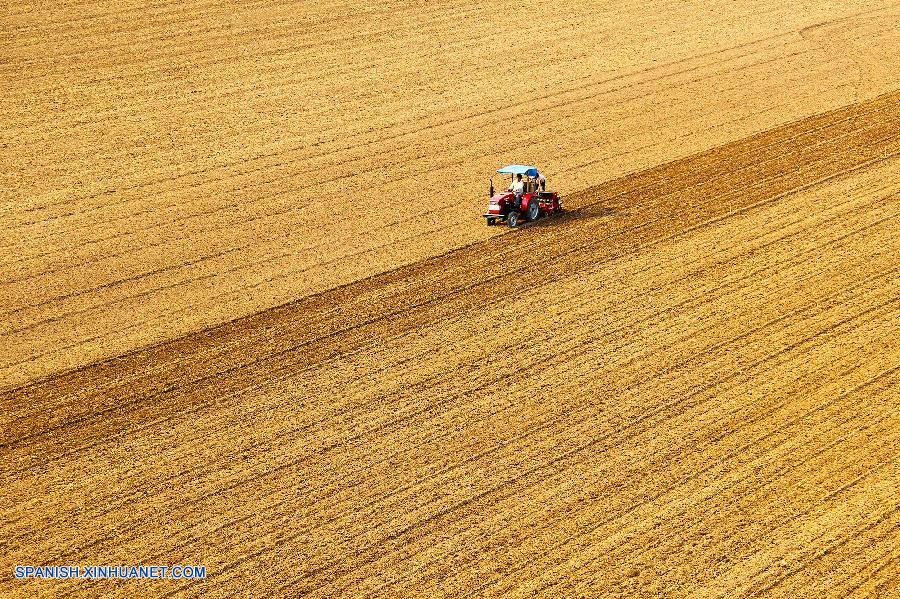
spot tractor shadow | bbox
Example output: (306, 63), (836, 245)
(529, 205), (623, 229)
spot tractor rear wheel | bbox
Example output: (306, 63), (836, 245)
(507, 211), (520, 228)
(527, 199), (540, 221)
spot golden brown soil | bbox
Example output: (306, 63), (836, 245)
(2, 1), (900, 386)
(2, 91), (899, 596)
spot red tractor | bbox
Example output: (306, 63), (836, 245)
(483, 165), (563, 227)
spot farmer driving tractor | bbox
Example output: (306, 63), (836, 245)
(484, 164), (563, 228)
(510, 173), (525, 195)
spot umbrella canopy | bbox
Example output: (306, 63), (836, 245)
(497, 164), (539, 177)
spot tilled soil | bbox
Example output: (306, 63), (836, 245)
(3, 1), (900, 387)
(1, 92), (898, 597)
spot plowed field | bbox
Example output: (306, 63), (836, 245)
(2, 89), (899, 596)
(3, 1), (900, 597)
(3, 0), (900, 386)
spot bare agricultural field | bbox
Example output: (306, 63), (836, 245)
(2, 0), (900, 597)
(2, 91), (899, 596)
(2, 0), (900, 386)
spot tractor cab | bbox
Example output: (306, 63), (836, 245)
(484, 164), (562, 228)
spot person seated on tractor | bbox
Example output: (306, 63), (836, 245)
(509, 173), (526, 209)
(510, 173), (525, 196)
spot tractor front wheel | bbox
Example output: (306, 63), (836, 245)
(507, 211), (520, 228)
(486, 217), (496, 226)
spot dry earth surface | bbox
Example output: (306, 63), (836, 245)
(2, 0), (900, 385)
(2, 92), (900, 596)
(2, 0), (900, 597)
